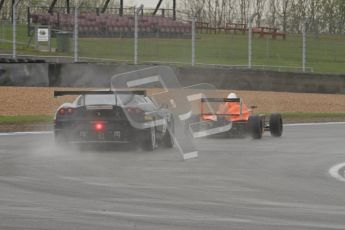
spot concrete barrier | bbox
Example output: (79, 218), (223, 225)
(1, 63), (344, 94)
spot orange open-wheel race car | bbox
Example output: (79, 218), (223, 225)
(187, 93), (283, 139)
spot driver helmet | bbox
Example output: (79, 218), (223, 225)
(227, 92), (237, 99)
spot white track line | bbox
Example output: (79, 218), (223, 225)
(329, 162), (345, 183)
(285, 122), (345, 127)
(0, 131), (53, 136)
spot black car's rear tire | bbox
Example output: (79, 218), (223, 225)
(269, 113), (283, 137)
(162, 129), (174, 148)
(162, 119), (174, 148)
(248, 115), (263, 139)
(142, 127), (157, 151)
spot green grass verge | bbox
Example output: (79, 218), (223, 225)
(0, 115), (53, 124)
(1, 23), (345, 73)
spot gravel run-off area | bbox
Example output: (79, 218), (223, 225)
(1, 86), (345, 131)
(1, 86), (345, 116)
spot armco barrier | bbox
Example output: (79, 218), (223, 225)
(0, 63), (344, 94)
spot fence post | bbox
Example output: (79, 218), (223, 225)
(191, 17), (195, 66)
(248, 12), (259, 69)
(73, 5), (79, 62)
(12, 0), (19, 59)
(0, 21), (2, 41)
(35, 25), (38, 49)
(134, 4), (143, 65)
(48, 26), (51, 52)
(302, 19), (306, 72)
(134, 7), (138, 65)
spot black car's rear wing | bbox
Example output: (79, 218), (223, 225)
(54, 90), (146, 98)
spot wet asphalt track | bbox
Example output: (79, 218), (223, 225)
(0, 123), (345, 230)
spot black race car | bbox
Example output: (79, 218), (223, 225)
(54, 90), (174, 150)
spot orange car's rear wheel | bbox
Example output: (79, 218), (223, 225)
(269, 113), (283, 137)
(248, 115), (263, 139)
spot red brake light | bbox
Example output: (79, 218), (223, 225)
(58, 108), (65, 115)
(94, 122), (105, 131)
(58, 107), (73, 115)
